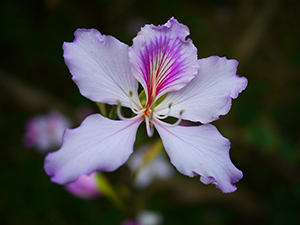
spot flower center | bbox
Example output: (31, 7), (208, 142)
(144, 108), (151, 117)
(116, 91), (184, 138)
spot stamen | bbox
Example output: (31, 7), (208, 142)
(155, 103), (172, 119)
(128, 91), (140, 114)
(117, 100), (130, 120)
(145, 116), (154, 137)
(171, 110), (184, 126)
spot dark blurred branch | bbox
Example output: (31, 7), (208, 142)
(233, 0), (280, 65)
(105, 0), (138, 22)
(250, 147), (300, 188)
(151, 178), (267, 220)
(0, 68), (74, 117)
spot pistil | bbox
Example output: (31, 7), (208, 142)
(145, 116), (154, 137)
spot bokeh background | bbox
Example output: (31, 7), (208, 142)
(1, 0), (300, 224)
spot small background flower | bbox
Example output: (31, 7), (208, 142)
(23, 111), (71, 152)
(136, 211), (163, 225)
(64, 172), (101, 199)
(122, 210), (163, 225)
(127, 142), (175, 189)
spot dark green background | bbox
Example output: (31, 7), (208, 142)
(1, 0), (300, 224)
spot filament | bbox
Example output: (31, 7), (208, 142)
(155, 103), (172, 119)
(170, 110), (184, 126)
(117, 100), (130, 120)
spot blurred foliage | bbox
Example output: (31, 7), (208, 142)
(1, 0), (300, 224)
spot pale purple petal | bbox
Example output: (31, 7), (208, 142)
(153, 119), (242, 193)
(63, 29), (140, 108)
(155, 56), (248, 123)
(129, 17), (199, 104)
(44, 114), (143, 184)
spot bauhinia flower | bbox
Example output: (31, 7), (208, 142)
(44, 17), (247, 193)
(64, 172), (101, 199)
(127, 141), (175, 189)
(24, 111), (71, 152)
(122, 210), (163, 225)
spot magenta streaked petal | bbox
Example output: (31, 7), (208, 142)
(63, 29), (140, 108)
(44, 114), (143, 185)
(153, 119), (243, 193)
(155, 56), (248, 123)
(129, 17), (199, 104)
